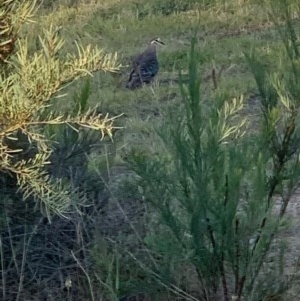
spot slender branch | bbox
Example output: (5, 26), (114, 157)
(237, 275), (246, 301)
(234, 218), (240, 295)
(220, 174), (229, 301)
(0, 235), (5, 301)
(251, 110), (296, 257)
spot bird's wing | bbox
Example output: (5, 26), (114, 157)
(139, 59), (159, 79)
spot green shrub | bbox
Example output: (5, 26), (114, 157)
(0, 2), (121, 300)
(0, 0), (120, 217)
(126, 1), (300, 298)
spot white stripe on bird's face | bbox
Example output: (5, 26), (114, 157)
(150, 38), (165, 46)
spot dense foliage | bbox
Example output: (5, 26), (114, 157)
(1, 0), (300, 300)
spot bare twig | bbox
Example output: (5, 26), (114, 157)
(0, 235), (6, 301)
(71, 250), (95, 301)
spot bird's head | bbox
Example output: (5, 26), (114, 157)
(150, 38), (165, 46)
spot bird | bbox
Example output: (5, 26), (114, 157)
(126, 38), (165, 90)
